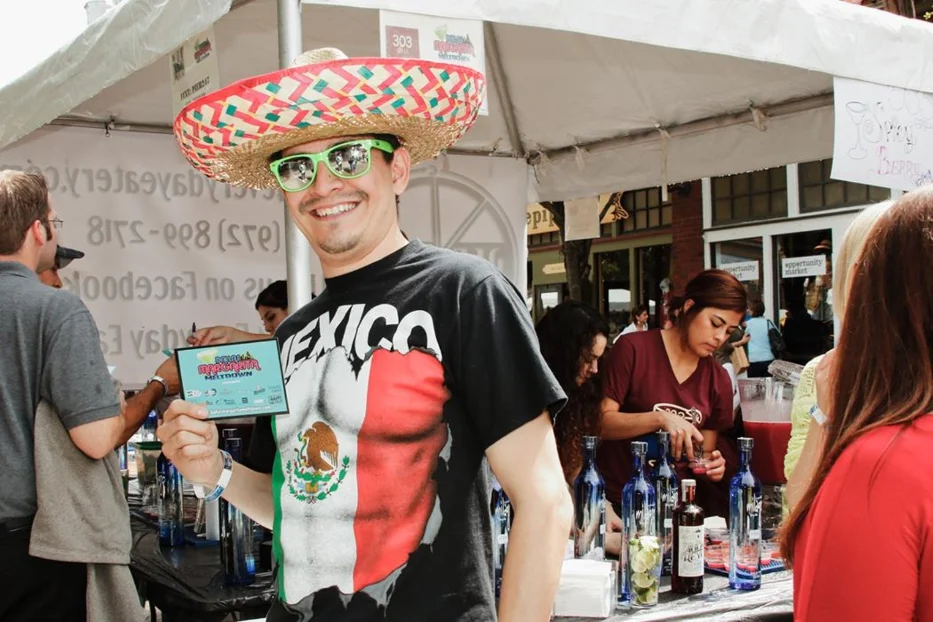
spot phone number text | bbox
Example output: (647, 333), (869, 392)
(85, 216), (281, 254)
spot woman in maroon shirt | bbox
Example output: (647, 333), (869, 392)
(596, 270), (746, 517)
(782, 190), (933, 621)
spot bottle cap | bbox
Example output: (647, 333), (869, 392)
(738, 437), (754, 450)
(222, 429), (240, 439)
(657, 430), (670, 441)
(582, 435), (598, 448)
(631, 441), (647, 455)
(681, 478), (696, 487)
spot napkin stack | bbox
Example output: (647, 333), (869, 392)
(552, 558), (616, 619)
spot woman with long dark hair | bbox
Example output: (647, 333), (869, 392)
(536, 300), (622, 553)
(535, 301), (610, 484)
(597, 269), (747, 516)
(781, 189), (933, 620)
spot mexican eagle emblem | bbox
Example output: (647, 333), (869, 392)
(286, 421), (350, 504)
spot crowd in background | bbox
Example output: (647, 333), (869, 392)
(535, 189), (933, 618)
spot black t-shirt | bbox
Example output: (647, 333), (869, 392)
(250, 240), (565, 621)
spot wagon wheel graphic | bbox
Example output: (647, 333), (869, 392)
(407, 166), (519, 280)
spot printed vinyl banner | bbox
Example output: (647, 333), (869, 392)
(1, 128), (532, 387)
(1, 126), (286, 386)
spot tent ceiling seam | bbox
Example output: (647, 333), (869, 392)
(532, 92), (834, 165)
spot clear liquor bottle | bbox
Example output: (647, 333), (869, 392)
(621, 441), (659, 607)
(157, 453), (185, 547)
(220, 435), (256, 585)
(671, 478), (704, 594)
(490, 474), (511, 598)
(729, 437), (762, 590)
(573, 435), (607, 560)
(652, 430), (678, 576)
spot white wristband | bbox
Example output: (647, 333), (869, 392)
(193, 450), (233, 501)
(810, 404), (827, 426)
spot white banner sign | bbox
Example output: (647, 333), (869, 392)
(379, 9), (487, 115)
(721, 260), (759, 283)
(781, 255), (826, 279)
(563, 196), (601, 241)
(831, 77), (933, 191)
(0, 126), (285, 386)
(170, 26), (221, 116)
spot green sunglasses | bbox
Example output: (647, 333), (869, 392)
(268, 139), (395, 193)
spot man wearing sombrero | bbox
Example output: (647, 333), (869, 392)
(159, 49), (571, 621)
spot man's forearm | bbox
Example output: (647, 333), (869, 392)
(117, 382), (163, 447)
(600, 410), (662, 440)
(498, 488), (572, 621)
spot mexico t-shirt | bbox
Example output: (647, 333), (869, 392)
(250, 240), (566, 621)
(596, 330), (734, 505)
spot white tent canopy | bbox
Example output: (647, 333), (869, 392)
(1, 0), (931, 200)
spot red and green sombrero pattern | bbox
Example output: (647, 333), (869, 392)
(173, 57), (486, 189)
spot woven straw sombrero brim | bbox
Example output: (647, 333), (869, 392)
(174, 57), (486, 189)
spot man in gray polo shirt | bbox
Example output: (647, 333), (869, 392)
(0, 170), (129, 621)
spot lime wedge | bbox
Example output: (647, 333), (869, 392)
(639, 535), (660, 551)
(634, 584), (658, 605)
(632, 572), (655, 589)
(630, 553), (648, 573)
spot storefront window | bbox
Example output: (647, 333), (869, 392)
(774, 230), (834, 365)
(596, 250), (631, 338)
(534, 283), (566, 320)
(528, 231), (561, 248)
(798, 159), (890, 212)
(712, 167), (788, 225)
(620, 188), (672, 233)
(714, 238), (763, 304)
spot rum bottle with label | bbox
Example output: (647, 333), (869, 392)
(652, 430), (678, 576)
(672, 478), (704, 594)
(621, 441), (658, 607)
(574, 435), (607, 560)
(729, 437), (762, 590)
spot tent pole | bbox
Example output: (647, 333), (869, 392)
(277, 0), (315, 311)
(483, 22), (524, 157)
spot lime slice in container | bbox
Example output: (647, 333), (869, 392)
(632, 572), (655, 590)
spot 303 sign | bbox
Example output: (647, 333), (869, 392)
(384, 26), (420, 58)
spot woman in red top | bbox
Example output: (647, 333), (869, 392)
(597, 270), (746, 517)
(782, 189), (933, 621)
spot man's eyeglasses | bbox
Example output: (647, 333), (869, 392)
(269, 139), (395, 193)
(48, 218), (63, 230)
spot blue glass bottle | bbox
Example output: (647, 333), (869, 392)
(220, 436), (255, 585)
(157, 453), (185, 547)
(620, 441), (657, 606)
(573, 435), (606, 559)
(729, 437), (762, 590)
(490, 474), (511, 598)
(652, 431), (678, 577)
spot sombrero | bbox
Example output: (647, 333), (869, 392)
(173, 48), (486, 189)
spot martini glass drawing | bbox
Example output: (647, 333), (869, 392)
(846, 102), (869, 160)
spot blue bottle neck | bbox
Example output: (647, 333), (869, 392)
(739, 447), (752, 470)
(582, 442), (597, 471)
(632, 453), (645, 480)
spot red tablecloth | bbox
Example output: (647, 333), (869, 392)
(743, 421), (792, 485)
